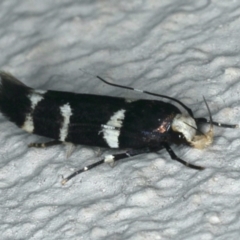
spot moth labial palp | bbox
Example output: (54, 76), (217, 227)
(0, 71), (238, 185)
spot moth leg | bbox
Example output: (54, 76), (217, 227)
(195, 117), (238, 128)
(163, 143), (204, 170)
(61, 148), (150, 185)
(28, 140), (62, 148)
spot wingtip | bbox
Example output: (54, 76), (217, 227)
(0, 71), (27, 87)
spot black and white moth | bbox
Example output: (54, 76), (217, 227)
(0, 72), (237, 184)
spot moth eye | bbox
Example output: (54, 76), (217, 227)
(178, 133), (186, 140)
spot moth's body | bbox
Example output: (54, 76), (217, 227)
(0, 72), (237, 184)
(0, 72), (189, 149)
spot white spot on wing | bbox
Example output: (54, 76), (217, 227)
(22, 89), (46, 133)
(102, 109), (126, 148)
(59, 103), (72, 141)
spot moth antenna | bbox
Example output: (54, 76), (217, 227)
(78, 68), (194, 117)
(203, 96), (213, 133)
(96, 76), (194, 118)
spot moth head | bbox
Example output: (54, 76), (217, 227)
(171, 98), (213, 149)
(172, 114), (213, 149)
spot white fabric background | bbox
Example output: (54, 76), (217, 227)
(0, 1), (240, 239)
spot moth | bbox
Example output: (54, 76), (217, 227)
(0, 72), (237, 184)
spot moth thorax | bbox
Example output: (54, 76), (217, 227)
(172, 114), (197, 142)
